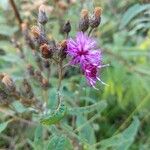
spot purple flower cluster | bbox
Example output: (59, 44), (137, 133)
(67, 32), (104, 89)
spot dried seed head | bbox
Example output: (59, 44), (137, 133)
(0, 91), (9, 106)
(89, 7), (102, 28)
(22, 79), (32, 93)
(22, 79), (34, 99)
(59, 40), (67, 59)
(60, 40), (67, 49)
(2, 74), (16, 92)
(41, 78), (49, 90)
(38, 4), (48, 24)
(31, 26), (41, 39)
(27, 64), (35, 76)
(21, 22), (28, 33)
(63, 20), (71, 34)
(81, 9), (88, 18)
(21, 22), (35, 50)
(34, 70), (43, 82)
(94, 7), (102, 18)
(79, 9), (89, 32)
(58, 1), (68, 10)
(0, 73), (4, 80)
(40, 43), (53, 59)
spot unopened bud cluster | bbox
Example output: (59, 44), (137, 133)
(79, 7), (102, 32)
(0, 73), (41, 108)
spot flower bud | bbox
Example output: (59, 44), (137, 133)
(27, 64), (34, 76)
(0, 92), (9, 106)
(63, 20), (71, 34)
(43, 60), (50, 69)
(40, 43), (53, 59)
(59, 40), (67, 59)
(2, 74), (16, 92)
(58, 1), (68, 10)
(79, 9), (89, 32)
(38, 5), (48, 24)
(34, 70), (43, 82)
(31, 26), (41, 39)
(22, 79), (34, 99)
(0, 73), (4, 80)
(89, 7), (102, 28)
(41, 78), (49, 90)
(21, 22), (35, 50)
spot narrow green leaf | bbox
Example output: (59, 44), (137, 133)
(0, 25), (18, 36)
(0, 120), (11, 133)
(120, 4), (150, 29)
(11, 101), (27, 113)
(99, 117), (140, 150)
(68, 100), (107, 115)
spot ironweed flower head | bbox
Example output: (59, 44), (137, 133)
(67, 32), (104, 89)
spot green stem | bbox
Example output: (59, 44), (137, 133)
(88, 27), (94, 36)
(57, 60), (63, 105)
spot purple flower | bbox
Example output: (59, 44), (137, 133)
(67, 32), (101, 66)
(67, 32), (106, 89)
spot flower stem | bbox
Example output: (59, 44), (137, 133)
(88, 27), (94, 36)
(57, 60), (63, 105)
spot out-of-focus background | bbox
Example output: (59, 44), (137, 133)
(0, 0), (150, 149)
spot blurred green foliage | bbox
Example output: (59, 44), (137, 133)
(0, 0), (150, 150)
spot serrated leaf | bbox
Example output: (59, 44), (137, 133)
(120, 4), (150, 29)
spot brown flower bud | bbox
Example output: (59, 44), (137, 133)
(40, 43), (53, 59)
(94, 7), (102, 18)
(31, 26), (40, 39)
(63, 20), (71, 34)
(58, 1), (68, 10)
(34, 70), (43, 82)
(60, 40), (67, 49)
(89, 7), (102, 28)
(21, 22), (28, 34)
(0, 91), (9, 106)
(59, 40), (67, 59)
(2, 74), (16, 92)
(22, 79), (34, 99)
(41, 78), (49, 90)
(38, 5), (48, 24)
(27, 64), (34, 76)
(21, 22), (35, 50)
(0, 73), (4, 80)
(79, 9), (89, 32)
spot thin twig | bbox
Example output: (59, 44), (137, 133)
(9, 0), (22, 28)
